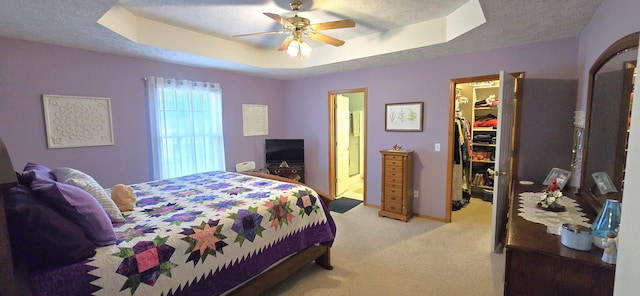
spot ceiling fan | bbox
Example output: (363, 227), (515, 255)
(233, 0), (355, 57)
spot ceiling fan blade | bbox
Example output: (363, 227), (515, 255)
(264, 12), (293, 28)
(309, 19), (355, 31)
(232, 31), (286, 38)
(307, 32), (345, 47)
(278, 36), (294, 51)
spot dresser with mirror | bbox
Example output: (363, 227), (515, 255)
(581, 32), (638, 209)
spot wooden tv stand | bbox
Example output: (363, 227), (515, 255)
(267, 164), (305, 183)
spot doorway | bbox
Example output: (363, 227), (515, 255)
(450, 75), (500, 216)
(329, 88), (367, 202)
(448, 72), (524, 251)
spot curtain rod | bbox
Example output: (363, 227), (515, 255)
(141, 77), (222, 88)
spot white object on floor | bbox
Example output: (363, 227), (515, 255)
(519, 180), (534, 185)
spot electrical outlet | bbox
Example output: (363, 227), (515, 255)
(435, 143), (441, 151)
(414, 190), (419, 198)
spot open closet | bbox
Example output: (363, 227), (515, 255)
(452, 78), (500, 210)
(450, 71), (520, 250)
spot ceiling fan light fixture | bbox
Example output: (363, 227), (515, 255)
(287, 39), (312, 57)
(234, 0), (355, 56)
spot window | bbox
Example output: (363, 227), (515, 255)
(145, 77), (225, 179)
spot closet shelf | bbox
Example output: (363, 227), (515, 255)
(472, 143), (496, 147)
(470, 83), (499, 89)
(472, 160), (494, 164)
(474, 127), (497, 132)
(456, 81), (499, 198)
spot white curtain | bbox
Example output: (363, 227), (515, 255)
(145, 76), (225, 179)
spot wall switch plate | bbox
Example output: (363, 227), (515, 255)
(435, 143), (441, 151)
(414, 190), (419, 198)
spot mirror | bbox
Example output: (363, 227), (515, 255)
(582, 32), (638, 205)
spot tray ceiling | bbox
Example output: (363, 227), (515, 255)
(0, 0), (604, 79)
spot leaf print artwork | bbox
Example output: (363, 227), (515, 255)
(388, 108), (416, 124)
(386, 102), (423, 131)
(407, 108), (417, 121)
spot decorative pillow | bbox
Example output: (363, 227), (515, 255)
(5, 184), (96, 270)
(20, 162), (56, 186)
(52, 167), (125, 223)
(30, 177), (117, 246)
(15, 171), (27, 185)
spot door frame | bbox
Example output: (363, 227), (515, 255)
(329, 88), (368, 201)
(446, 73), (524, 222)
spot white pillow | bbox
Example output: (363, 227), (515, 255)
(52, 167), (125, 223)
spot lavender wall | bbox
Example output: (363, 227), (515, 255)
(575, 0), (640, 294)
(518, 79), (577, 183)
(573, 0), (640, 188)
(284, 37), (579, 219)
(1, 35), (580, 220)
(0, 37), (286, 187)
(577, 0), (640, 111)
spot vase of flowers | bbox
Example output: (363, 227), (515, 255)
(536, 178), (566, 212)
(537, 189), (566, 212)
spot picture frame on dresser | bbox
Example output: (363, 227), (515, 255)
(542, 167), (571, 190)
(385, 102), (424, 131)
(592, 171), (617, 195)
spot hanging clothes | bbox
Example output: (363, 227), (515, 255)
(453, 117), (472, 211)
(453, 117), (472, 164)
(452, 163), (463, 200)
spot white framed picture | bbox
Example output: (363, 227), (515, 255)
(43, 94), (114, 148)
(592, 172), (618, 195)
(542, 168), (571, 190)
(242, 104), (269, 136)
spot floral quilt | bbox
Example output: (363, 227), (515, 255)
(29, 171), (336, 296)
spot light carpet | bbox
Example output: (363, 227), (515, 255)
(265, 199), (505, 296)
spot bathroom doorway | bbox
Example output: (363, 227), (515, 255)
(329, 88), (367, 202)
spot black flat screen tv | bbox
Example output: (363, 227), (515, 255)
(265, 139), (304, 165)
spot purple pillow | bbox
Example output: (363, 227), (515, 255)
(30, 177), (116, 246)
(5, 185), (96, 270)
(20, 162), (56, 186)
(15, 171), (27, 185)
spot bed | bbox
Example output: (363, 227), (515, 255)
(0, 138), (336, 296)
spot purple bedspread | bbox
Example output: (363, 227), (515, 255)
(28, 171), (335, 296)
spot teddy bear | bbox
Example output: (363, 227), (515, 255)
(111, 184), (137, 212)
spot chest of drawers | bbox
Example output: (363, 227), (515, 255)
(378, 150), (414, 222)
(504, 184), (615, 295)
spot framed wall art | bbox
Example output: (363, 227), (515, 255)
(385, 102), (424, 131)
(242, 104), (269, 136)
(42, 94), (114, 148)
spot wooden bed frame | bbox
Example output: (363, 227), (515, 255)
(0, 139), (334, 296)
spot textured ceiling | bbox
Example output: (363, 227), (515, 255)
(0, 0), (604, 80)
